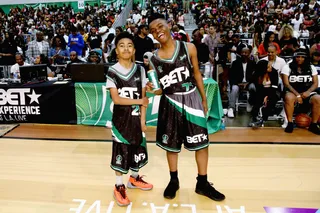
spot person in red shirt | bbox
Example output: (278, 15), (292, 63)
(258, 31), (281, 59)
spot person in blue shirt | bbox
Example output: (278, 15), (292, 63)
(68, 26), (84, 59)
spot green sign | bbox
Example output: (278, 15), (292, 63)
(75, 78), (223, 134)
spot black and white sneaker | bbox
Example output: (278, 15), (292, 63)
(249, 119), (264, 129)
(308, 123), (320, 135)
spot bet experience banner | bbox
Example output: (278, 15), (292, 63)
(0, 82), (76, 124)
(75, 79), (223, 134)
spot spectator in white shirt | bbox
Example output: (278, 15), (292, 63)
(132, 10), (142, 25)
(260, 45), (287, 75)
(291, 14), (303, 33)
(99, 21), (116, 47)
(299, 24), (309, 38)
(10, 54), (30, 79)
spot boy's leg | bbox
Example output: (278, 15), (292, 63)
(156, 94), (183, 199)
(194, 147), (225, 201)
(195, 147), (208, 175)
(163, 152), (180, 199)
(111, 142), (131, 207)
(167, 151), (178, 172)
(180, 89), (225, 201)
(113, 171), (130, 207)
(127, 140), (153, 190)
(115, 171), (124, 186)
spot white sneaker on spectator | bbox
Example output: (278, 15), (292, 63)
(281, 109), (288, 128)
(223, 108), (228, 116)
(282, 117), (288, 128)
(227, 108), (234, 118)
(246, 104), (253, 112)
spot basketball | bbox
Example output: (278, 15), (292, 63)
(295, 113), (311, 128)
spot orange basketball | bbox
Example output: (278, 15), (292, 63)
(295, 113), (311, 128)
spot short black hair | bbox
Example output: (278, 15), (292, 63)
(192, 29), (199, 35)
(70, 25), (77, 32)
(148, 13), (165, 26)
(115, 32), (134, 47)
(138, 24), (148, 34)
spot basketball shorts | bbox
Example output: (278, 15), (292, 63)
(156, 87), (209, 152)
(110, 133), (148, 174)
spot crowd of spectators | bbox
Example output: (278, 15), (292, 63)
(0, 0), (319, 133)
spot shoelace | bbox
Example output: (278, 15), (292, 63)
(117, 185), (127, 199)
(136, 175), (148, 185)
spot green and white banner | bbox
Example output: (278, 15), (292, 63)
(0, 0), (123, 14)
(75, 78), (223, 134)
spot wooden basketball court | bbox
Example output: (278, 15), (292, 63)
(0, 124), (319, 213)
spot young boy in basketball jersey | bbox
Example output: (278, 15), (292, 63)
(106, 32), (153, 206)
(147, 14), (225, 201)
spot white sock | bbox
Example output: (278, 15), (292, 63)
(131, 171), (139, 178)
(116, 175), (123, 186)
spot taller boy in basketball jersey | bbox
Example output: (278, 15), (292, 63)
(148, 14), (225, 201)
(106, 32), (153, 207)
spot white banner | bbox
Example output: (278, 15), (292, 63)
(77, 0), (85, 9)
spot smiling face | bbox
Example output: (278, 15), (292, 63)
(115, 38), (135, 61)
(267, 46), (277, 61)
(149, 19), (171, 44)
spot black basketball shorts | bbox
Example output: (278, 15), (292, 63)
(156, 87), (209, 152)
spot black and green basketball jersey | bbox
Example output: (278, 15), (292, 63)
(149, 40), (197, 94)
(107, 64), (143, 146)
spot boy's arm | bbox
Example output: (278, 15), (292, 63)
(109, 88), (148, 106)
(147, 63), (163, 95)
(140, 87), (147, 132)
(187, 42), (208, 114)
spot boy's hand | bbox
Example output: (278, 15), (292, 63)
(202, 99), (208, 115)
(142, 97), (149, 107)
(145, 81), (154, 92)
(141, 121), (147, 132)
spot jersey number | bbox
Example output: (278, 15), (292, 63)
(132, 105), (139, 116)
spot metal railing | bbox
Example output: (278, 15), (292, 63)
(0, 65), (12, 79)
